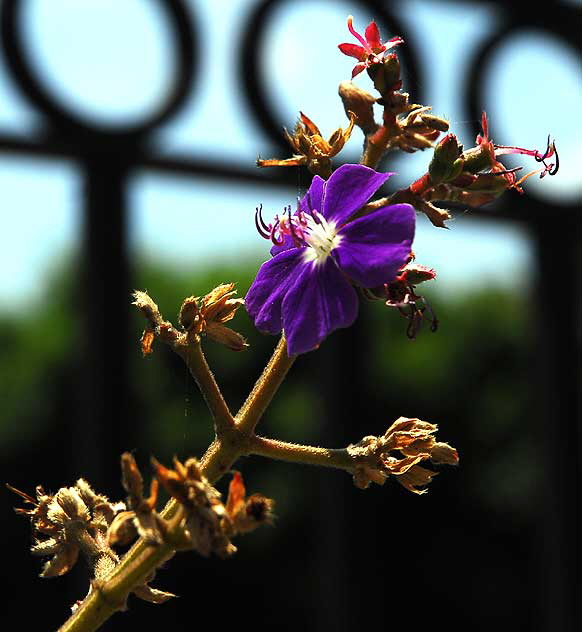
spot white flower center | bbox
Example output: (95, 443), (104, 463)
(302, 213), (342, 265)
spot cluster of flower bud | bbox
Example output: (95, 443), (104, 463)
(347, 417), (458, 493)
(339, 69), (450, 156)
(9, 456), (274, 606)
(424, 112), (559, 208)
(337, 17), (450, 158)
(179, 283), (248, 351)
(257, 111), (355, 179)
(133, 284), (248, 356)
(110, 454), (274, 559)
(7, 480), (123, 579)
(365, 260), (438, 339)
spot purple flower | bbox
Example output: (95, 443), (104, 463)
(246, 164), (415, 355)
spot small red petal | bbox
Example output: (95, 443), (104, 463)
(364, 21), (382, 50)
(338, 42), (367, 61)
(226, 471), (246, 517)
(384, 36), (404, 51)
(351, 62), (367, 78)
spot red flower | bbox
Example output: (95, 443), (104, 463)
(338, 15), (403, 78)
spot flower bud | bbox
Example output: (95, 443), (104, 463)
(461, 144), (494, 174)
(338, 81), (378, 135)
(369, 53), (401, 95)
(347, 417), (458, 493)
(420, 113), (450, 132)
(466, 172), (513, 195)
(224, 471), (275, 536)
(429, 134), (464, 184)
(179, 284), (248, 351)
(399, 263), (437, 285)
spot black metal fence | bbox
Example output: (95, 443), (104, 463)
(0, 1), (579, 630)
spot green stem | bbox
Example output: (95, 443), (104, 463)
(360, 108), (399, 168)
(58, 336), (293, 632)
(176, 339), (235, 432)
(59, 536), (174, 632)
(248, 435), (354, 471)
(235, 336), (295, 434)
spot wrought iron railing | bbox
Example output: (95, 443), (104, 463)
(0, 1), (578, 630)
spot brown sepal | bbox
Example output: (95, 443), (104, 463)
(224, 471), (275, 535)
(133, 584), (176, 604)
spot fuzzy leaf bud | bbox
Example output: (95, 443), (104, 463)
(338, 81), (378, 135)
(420, 113), (450, 133)
(429, 134), (464, 184)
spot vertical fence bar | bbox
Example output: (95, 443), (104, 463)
(533, 216), (580, 632)
(75, 151), (134, 488)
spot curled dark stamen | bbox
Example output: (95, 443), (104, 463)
(535, 136), (552, 162)
(422, 297), (439, 332)
(405, 304), (422, 339)
(255, 204), (271, 239)
(548, 142), (559, 175)
(270, 217), (284, 246)
(535, 137), (559, 176)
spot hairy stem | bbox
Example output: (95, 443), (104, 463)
(175, 339), (235, 432)
(58, 336), (293, 632)
(132, 290), (234, 431)
(235, 336), (295, 434)
(59, 535), (175, 632)
(360, 109), (399, 168)
(248, 435), (354, 471)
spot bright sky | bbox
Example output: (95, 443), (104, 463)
(0, 0), (580, 310)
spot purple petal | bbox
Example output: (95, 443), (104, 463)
(322, 164), (392, 226)
(334, 203), (415, 287)
(269, 234), (295, 256)
(298, 175), (325, 214)
(281, 257), (359, 355)
(245, 249), (304, 334)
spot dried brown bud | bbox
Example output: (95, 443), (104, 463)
(152, 457), (235, 558)
(338, 81), (378, 135)
(347, 417), (458, 494)
(420, 113), (450, 133)
(178, 296), (201, 331)
(384, 106), (448, 154)
(224, 471), (275, 536)
(133, 290), (180, 353)
(132, 291), (163, 327)
(140, 327), (155, 356)
(180, 284), (248, 351)
(9, 473), (178, 605)
(258, 111), (355, 178)
(133, 583), (176, 604)
(413, 198), (451, 229)
(111, 453), (164, 546)
(7, 480), (125, 578)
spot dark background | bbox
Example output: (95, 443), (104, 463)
(0, 1), (579, 630)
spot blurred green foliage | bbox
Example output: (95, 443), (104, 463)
(1, 255), (538, 525)
(1, 255), (545, 631)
